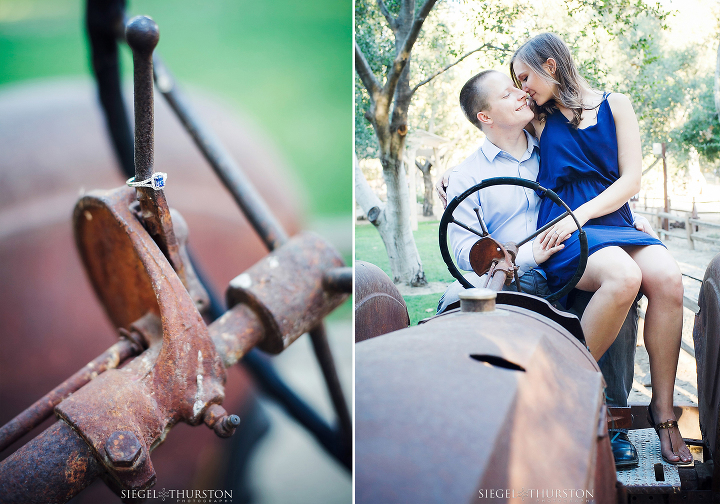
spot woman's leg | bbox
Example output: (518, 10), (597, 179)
(574, 246), (642, 360)
(626, 245), (691, 463)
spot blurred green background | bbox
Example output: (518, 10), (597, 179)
(0, 0), (351, 218)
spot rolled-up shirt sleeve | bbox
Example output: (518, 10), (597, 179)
(515, 240), (538, 276)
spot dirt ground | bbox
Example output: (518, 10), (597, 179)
(630, 237), (719, 407)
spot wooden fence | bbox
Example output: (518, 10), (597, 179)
(634, 209), (720, 250)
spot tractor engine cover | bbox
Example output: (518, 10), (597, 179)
(356, 304), (616, 503)
(693, 251), (720, 460)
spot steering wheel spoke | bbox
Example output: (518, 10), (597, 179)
(451, 218), (485, 238)
(439, 177), (588, 304)
(516, 209), (571, 247)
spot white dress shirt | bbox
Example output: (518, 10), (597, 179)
(446, 130), (541, 277)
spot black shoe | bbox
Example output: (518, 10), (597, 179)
(610, 431), (639, 469)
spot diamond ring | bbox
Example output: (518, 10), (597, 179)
(126, 172), (168, 190)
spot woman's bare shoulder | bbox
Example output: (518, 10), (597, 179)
(606, 92), (635, 116)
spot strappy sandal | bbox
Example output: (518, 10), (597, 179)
(647, 406), (693, 465)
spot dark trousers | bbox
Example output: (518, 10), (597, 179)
(567, 290), (638, 408)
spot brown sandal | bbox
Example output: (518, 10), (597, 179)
(647, 406), (692, 465)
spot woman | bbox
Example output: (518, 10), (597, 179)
(510, 32), (691, 464)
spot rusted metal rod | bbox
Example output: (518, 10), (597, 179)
(125, 16), (198, 305)
(0, 421), (103, 504)
(152, 56), (289, 250)
(0, 298), (319, 501)
(151, 56), (351, 448)
(0, 302), (262, 457)
(308, 325), (352, 461)
(322, 266), (353, 294)
(0, 339), (140, 453)
(126, 15), (157, 184)
(0, 305), (262, 502)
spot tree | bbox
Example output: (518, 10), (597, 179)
(415, 158), (434, 217)
(355, 0), (508, 285)
(355, 0), (673, 285)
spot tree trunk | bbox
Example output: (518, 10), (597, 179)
(416, 159), (434, 217)
(355, 155), (427, 286)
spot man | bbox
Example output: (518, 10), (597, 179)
(437, 69), (658, 468)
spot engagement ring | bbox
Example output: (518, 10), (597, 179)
(126, 172), (168, 190)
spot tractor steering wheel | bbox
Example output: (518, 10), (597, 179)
(438, 177), (588, 304)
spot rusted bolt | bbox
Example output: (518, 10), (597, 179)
(104, 431), (142, 467)
(217, 415), (241, 437)
(203, 404), (241, 438)
(459, 288), (496, 313)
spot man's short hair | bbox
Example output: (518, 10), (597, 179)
(459, 69), (499, 130)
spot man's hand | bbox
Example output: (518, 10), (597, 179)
(633, 214), (659, 239)
(435, 167), (453, 209)
(533, 228), (565, 264)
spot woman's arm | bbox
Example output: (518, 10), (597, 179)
(542, 93), (642, 248)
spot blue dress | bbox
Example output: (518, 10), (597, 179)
(537, 93), (663, 293)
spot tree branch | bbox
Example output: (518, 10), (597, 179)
(411, 44), (507, 93)
(384, 0), (438, 101)
(355, 42), (381, 98)
(376, 0), (397, 31)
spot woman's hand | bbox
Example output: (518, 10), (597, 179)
(633, 214), (659, 239)
(533, 228), (565, 264)
(541, 209), (589, 249)
(435, 167), (453, 209)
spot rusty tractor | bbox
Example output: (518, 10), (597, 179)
(0, 3), (351, 503)
(356, 178), (718, 503)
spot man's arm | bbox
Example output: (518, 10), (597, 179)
(446, 171), (484, 271)
(447, 172), (563, 274)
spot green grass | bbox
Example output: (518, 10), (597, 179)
(355, 221), (455, 283)
(404, 294), (444, 326)
(0, 0), (351, 217)
(355, 220), (456, 325)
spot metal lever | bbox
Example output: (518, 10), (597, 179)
(125, 16), (209, 313)
(473, 207), (489, 236)
(126, 15), (158, 187)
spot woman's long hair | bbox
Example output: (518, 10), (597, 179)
(510, 33), (592, 128)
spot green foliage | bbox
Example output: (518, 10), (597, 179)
(0, 0), (351, 217)
(675, 76), (720, 162)
(355, 78), (380, 160)
(355, 0), (677, 164)
(568, 0), (670, 35)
